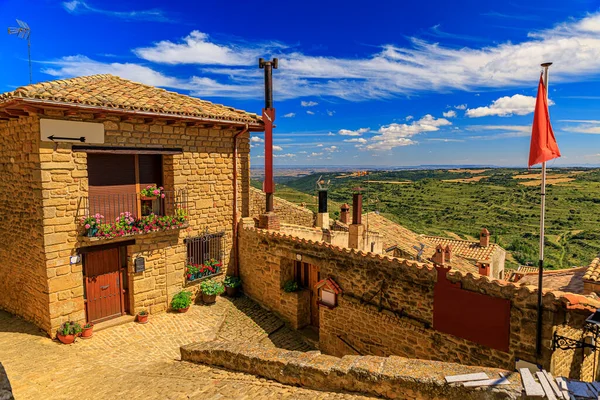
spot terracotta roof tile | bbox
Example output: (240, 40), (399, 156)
(424, 236), (502, 262)
(583, 255), (600, 282)
(0, 74), (262, 125)
(518, 267), (587, 294)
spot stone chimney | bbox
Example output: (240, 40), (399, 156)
(432, 244), (445, 266)
(316, 188), (329, 229)
(348, 192), (364, 249)
(478, 262), (490, 277)
(480, 228), (490, 247)
(444, 245), (452, 262)
(340, 203), (350, 224)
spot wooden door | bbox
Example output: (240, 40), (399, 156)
(84, 248), (124, 323)
(308, 264), (320, 327)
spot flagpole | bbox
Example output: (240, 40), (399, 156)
(536, 61), (552, 357)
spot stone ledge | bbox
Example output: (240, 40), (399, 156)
(180, 340), (522, 399)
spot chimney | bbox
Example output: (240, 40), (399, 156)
(444, 245), (452, 262)
(340, 203), (350, 224)
(348, 191), (364, 249)
(480, 228), (490, 247)
(478, 262), (490, 277)
(316, 188), (329, 228)
(432, 244), (445, 266)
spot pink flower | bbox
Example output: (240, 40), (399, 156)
(153, 189), (160, 195)
(85, 224), (91, 229)
(161, 193), (165, 198)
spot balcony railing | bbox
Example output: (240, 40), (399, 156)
(76, 190), (188, 239)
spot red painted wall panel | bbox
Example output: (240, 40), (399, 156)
(433, 266), (511, 352)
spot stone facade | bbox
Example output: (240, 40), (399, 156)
(0, 117), (50, 333)
(181, 341), (522, 399)
(0, 112), (251, 336)
(249, 186), (314, 227)
(238, 225), (600, 381)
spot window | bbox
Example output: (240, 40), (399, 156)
(294, 261), (309, 288)
(185, 231), (225, 282)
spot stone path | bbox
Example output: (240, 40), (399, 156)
(0, 296), (373, 399)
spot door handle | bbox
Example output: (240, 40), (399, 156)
(100, 285), (109, 290)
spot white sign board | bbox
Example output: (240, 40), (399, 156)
(40, 118), (105, 144)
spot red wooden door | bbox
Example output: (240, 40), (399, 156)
(85, 248), (124, 323)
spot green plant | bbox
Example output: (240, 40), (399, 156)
(140, 185), (165, 198)
(83, 322), (93, 329)
(175, 207), (188, 224)
(58, 321), (82, 336)
(138, 310), (148, 316)
(200, 279), (225, 296)
(171, 291), (193, 310)
(283, 280), (299, 293)
(223, 276), (241, 288)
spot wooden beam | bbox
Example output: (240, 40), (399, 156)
(22, 106), (42, 116)
(4, 109), (28, 117)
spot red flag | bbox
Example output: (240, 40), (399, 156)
(528, 75), (561, 167)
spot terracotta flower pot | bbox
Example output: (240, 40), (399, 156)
(140, 195), (157, 201)
(57, 333), (76, 344)
(81, 325), (94, 339)
(137, 313), (149, 324)
(202, 293), (217, 304)
(176, 307), (189, 313)
(225, 286), (239, 297)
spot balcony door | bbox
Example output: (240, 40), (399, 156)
(87, 154), (162, 220)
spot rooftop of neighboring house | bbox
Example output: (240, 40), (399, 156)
(0, 74), (263, 127)
(424, 235), (504, 262)
(362, 212), (478, 274)
(583, 255), (600, 282)
(517, 267), (588, 294)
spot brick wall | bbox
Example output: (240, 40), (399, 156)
(2, 111), (250, 336)
(238, 225), (600, 380)
(249, 186), (314, 227)
(0, 117), (50, 332)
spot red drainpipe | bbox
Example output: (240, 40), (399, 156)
(232, 124), (249, 277)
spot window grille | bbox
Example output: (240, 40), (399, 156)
(184, 230), (225, 282)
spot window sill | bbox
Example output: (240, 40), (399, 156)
(79, 223), (188, 244)
(185, 272), (223, 287)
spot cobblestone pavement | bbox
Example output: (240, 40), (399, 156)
(0, 296), (373, 399)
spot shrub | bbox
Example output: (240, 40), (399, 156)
(223, 276), (241, 288)
(200, 279), (225, 296)
(283, 280), (299, 293)
(58, 321), (82, 336)
(171, 291), (193, 310)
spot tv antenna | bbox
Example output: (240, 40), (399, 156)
(412, 243), (425, 262)
(316, 175), (330, 191)
(8, 19), (32, 84)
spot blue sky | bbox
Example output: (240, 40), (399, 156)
(2, 0), (600, 167)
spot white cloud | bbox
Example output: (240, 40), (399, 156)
(250, 136), (264, 143)
(366, 114), (452, 151)
(301, 101), (319, 107)
(344, 138), (368, 144)
(564, 120), (600, 134)
(298, 151), (308, 154)
(274, 153), (295, 158)
(454, 104), (467, 110)
(338, 127), (369, 136)
(327, 110), (335, 116)
(309, 152), (323, 157)
(443, 110), (457, 118)
(466, 94), (554, 118)
(273, 145), (283, 151)
(405, 116), (414, 121)
(306, 110), (315, 115)
(62, 1), (170, 21)
(317, 144), (323, 147)
(465, 125), (531, 139)
(283, 113), (296, 118)
(327, 132), (336, 136)
(324, 146), (338, 152)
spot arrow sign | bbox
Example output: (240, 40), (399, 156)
(47, 135), (86, 142)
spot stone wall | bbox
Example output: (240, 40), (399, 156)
(181, 341), (522, 399)
(249, 186), (314, 227)
(238, 225), (600, 380)
(4, 111), (250, 336)
(0, 117), (50, 333)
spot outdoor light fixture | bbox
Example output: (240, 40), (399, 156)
(7, 19), (32, 84)
(552, 310), (600, 352)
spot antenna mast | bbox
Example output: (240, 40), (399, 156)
(8, 19), (32, 84)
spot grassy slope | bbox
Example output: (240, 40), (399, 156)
(281, 169), (600, 270)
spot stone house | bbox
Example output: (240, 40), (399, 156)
(0, 74), (262, 336)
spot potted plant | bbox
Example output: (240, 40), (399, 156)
(140, 185), (165, 200)
(81, 322), (94, 339)
(137, 310), (149, 324)
(171, 291), (193, 312)
(186, 264), (200, 281)
(200, 279), (224, 304)
(56, 321), (82, 344)
(79, 213), (104, 237)
(224, 276), (242, 297)
(283, 280), (299, 293)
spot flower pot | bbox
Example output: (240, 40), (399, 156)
(81, 326), (94, 339)
(225, 286), (239, 297)
(57, 333), (76, 344)
(137, 313), (149, 324)
(202, 293), (217, 304)
(176, 307), (189, 313)
(86, 227), (98, 237)
(140, 196), (157, 201)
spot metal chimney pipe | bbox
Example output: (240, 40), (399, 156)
(352, 193), (362, 225)
(259, 58), (278, 212)
(318, 189), (328, 214)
